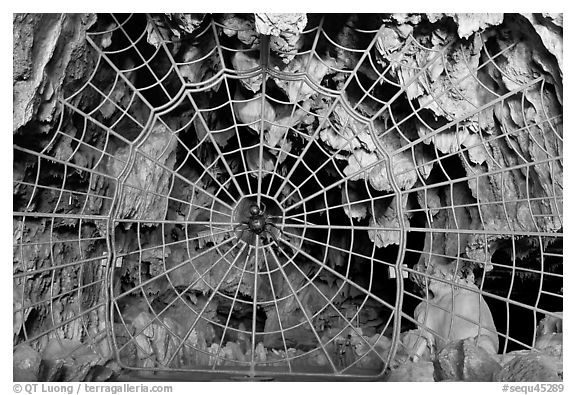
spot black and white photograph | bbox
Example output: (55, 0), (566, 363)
(12, 10), (565, 385)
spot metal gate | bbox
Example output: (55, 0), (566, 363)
(13, 13), (563, 380)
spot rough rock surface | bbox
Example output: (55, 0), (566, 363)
(146, 14), (206, 47)
(13, 13), (97, 133)
(14, 344), (42, 381)
(254, 13), (307, 64)
(368, 195), (411, 248)
(40, 339), (115, 381)
(495, 352), (561, 382)
(535, 312), (563, 356)
(434, 338), (502, 381)
(521, 13), (563, 76)
(231, 52), (262, 92)
(388, 361), (435, 381)
(395, 13), (564, 280)
(427, 13), (504, 39)
(109, 123), (178, 226)
(349, 332), (391, 369)
(220, 14), (260, 47)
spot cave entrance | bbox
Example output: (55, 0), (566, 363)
(13, 13), (563, 382)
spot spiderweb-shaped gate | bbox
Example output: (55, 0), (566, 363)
(13, 13), (563, 380)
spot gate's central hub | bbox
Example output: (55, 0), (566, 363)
(247, 204), (266, 235)
(233, 196), (285, 247)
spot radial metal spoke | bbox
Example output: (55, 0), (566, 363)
(270, 244), (391, 369)
(115, 237), (245, 355)
(264, 244), (339, 374)
(209, 242), (254, 369)
(113, 234), (237, 302)
(163, 242), (249, 367)
(185, 92), (247, 198)
(260, 251), (293, 372)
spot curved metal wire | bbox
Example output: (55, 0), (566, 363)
(13, 13), (563, 380)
